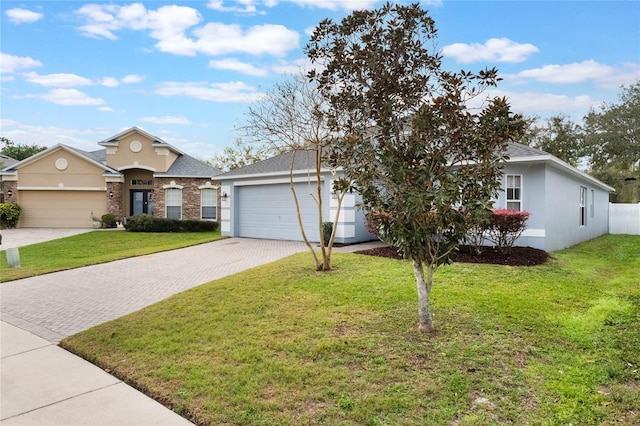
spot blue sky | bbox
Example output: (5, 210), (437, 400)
(2, 0), (639, 160)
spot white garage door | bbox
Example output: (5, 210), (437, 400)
(238, 182), (321, 241)
(19, 191), (106, 228)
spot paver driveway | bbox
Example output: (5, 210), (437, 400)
(1, 238), (307, 343)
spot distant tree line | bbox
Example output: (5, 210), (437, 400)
(521, 81), (639, 202)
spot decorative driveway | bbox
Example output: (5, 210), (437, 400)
(1, 238), (307, 343)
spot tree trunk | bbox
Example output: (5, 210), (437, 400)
(413, 259), (435, 332)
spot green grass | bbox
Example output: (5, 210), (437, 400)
(1, 229), (222, 282)
(62, 234), (640, 425)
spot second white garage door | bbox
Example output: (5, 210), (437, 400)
(237, 182), (322, 241)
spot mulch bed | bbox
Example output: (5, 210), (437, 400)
(355, 244), (549, 266)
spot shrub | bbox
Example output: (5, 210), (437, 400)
(485, 209), (531, 255)
(0, 203), (21, 228)
(322, 221), (333, 246)
(101, 213), (117, 228)
(124, 214), (218, 233)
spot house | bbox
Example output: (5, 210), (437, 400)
(499, 143), (614, 251)
(0, 127), (222, 228)
(0, 154), (19, 203)
(217, 143), (614, 252)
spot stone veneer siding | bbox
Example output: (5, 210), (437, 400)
(153, 177), (220, 221)
(3, 181), (18, 204)
(106, 182), (124, 219)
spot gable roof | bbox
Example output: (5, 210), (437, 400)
(0, 154), (19, 169)
(156, 152), (222, 178)
(0, 128), (221, 179)
(98, 126), (184, 156)
(0, 144), (118, 175)
(217, 143), (614, 192)
(218, 149), (323, 179)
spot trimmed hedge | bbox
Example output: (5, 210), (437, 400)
(124, 214), (218, 233)
(0, 203), (21, 229)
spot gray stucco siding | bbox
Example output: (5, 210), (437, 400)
(497, 163), (548, 250)
(543, 164), (609, 251)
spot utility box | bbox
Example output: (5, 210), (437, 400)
(6, 247), (21, 268)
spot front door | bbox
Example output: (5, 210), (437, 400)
(130, 190), (154, 216)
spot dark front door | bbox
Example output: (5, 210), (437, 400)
(130, 190), (154, 216)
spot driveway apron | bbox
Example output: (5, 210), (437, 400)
(1, 238), (307, 343)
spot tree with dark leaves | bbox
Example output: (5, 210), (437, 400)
(307, 2), (523, 332)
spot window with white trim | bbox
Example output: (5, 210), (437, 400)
(166, 188), (182, 219)
(201, 188), (217, 220)
(580, 186), (587, 226)
(506, 175), (522, 211)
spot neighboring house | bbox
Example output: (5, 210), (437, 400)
(0, 127), (222, 228)
(218, 143), (614, 252)
(0, 154), (19, 169)
(0, 154), (19, 203)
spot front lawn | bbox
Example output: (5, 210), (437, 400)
(0, 229), (222, 282)
(62, 235), (640, 425)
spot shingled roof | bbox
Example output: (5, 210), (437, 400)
(218, 143), (550, 179)
(157, 152), (222, 178)
(218, 149), (325, 178)
(0, 154), (19, 169)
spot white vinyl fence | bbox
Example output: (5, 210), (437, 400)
(609, 203), (640, 235)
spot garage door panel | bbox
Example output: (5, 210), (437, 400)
(238, 183), (321, 241)
(19, 191), (106, 228)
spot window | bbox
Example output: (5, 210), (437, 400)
(166, 188), (182, 219)
(201, 188), (217, 220)
(506, 175), (522, 211)
(580, 186), (587, 226)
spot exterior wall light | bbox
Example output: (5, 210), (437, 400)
(109, 191), (114, 198)
(7, 190), (12, 197)
(221, 191), (228, 201)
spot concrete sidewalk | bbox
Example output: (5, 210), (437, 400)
(1, 321), (194, 425)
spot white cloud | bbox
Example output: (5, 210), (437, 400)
(32, 89), (105, 106)
(470, 89), (598, 115)
(75, 4), (121, 40)
(147, 5), (202, 56)
(100, 77), (120, 87)
(289, 0), (377, 10)
(442, 38), (539, 63)
(0, 120), (106, 151)
(208, 59), (268, 76)
(514, 60), (612, 84)
(509, 60), (640, 88)
(1, 52), (42, 74)
(22, 71), (146, 88)
(207, 0), (266, 14)
(155, 81), (264, 103)
(194, 23), (299, 57)
(141, 115), (192, 125)
(73, 4), (299, 58)
(122, 74), (145, 84)
(271, 57), (315, 75)
(99, 106), (114, 112)
(23, 72), (94, 87)
(6, 8), (43, 24)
